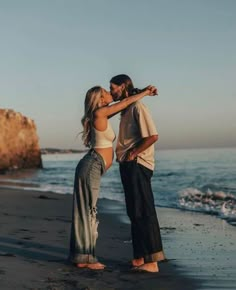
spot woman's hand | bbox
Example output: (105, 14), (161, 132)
(144, 85), (158, 96)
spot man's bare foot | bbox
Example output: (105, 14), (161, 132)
(132, 262), (159, 273)
(157, 251), (166, 262)
(131, 251), (166, 267)
(131, 257), (144, 267)
(76, 262), (105, 270)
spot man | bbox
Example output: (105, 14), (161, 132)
(110, 74), (165, 273)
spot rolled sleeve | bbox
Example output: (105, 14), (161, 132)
(134, 103), (158, 138)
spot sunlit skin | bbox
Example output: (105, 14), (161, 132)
(77, 262), (105, 270)
(93, 89), (114, 171)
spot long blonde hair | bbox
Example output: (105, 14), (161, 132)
(81, 86), (102, 147)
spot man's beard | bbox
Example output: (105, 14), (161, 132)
(120, 89), (127, 100)
(112, 90), (127, 101)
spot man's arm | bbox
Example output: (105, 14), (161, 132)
(125, 135), (158, 161)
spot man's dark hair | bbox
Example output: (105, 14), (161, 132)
(110, 74), (142, 96)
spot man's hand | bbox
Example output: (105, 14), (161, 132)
(125, 148), (137, 161)
(124, 135), (158, 162)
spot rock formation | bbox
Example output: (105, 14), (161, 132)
(0, 109), (42, 172)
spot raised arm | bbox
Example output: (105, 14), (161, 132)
(95, 86), (157, 118)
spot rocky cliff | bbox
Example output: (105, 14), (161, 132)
(0, 109), (42, 172)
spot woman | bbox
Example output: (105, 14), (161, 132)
(69, 85), (157, 270)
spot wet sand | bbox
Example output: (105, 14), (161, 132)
(0, 187), (235, 290)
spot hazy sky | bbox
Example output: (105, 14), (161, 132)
(1, 0), (235, 150)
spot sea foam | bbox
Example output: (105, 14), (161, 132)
(179, 187), (236, 221)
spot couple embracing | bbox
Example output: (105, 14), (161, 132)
(68, 74), (165, 273)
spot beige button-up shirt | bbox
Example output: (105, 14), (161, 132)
(116, 101), (158, 171)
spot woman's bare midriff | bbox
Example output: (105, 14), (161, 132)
(94, 147), (114, 171)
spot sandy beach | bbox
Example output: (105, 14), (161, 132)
(0, 186), (235, 290)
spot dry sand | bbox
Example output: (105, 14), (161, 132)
(0, 187), (235, 290)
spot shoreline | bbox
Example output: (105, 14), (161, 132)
(0, 187), (235, 290)
(1, 178), (235, 228)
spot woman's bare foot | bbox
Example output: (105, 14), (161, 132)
(133, 262), (159, 273)
(131, 257), (144, 267)
(76, 262), (105, 270)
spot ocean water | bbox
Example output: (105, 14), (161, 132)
(0, 147), (236, 226)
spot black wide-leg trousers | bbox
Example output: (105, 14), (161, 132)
(119, 161), (163, 262)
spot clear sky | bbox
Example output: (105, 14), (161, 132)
(1, 0), (235, 150)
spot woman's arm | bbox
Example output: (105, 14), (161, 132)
(95, 86), (157, 118)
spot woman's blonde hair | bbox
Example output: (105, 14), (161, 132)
(81, 86), (103, 147)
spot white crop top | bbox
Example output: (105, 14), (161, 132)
(91, 121), (116, 148)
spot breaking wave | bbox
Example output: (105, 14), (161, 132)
(179, 187), (236, 224)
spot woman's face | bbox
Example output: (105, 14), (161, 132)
(101, 88), (113, 105)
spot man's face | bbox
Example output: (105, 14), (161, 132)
(110, 83), (125, 101)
